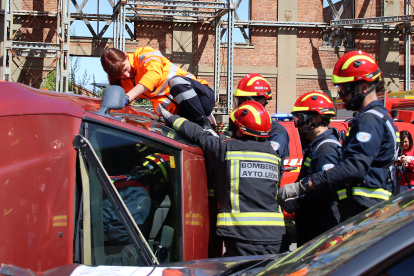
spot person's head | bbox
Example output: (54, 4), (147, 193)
(234, 74), (272, 108)
(400, 130), (413, 151)
(332, 50), (384, 112)
(130, 153), (172, 195)
(101, 48), (134, 85)
(291, 91), (336, 141)
(228, 100), (272, 141)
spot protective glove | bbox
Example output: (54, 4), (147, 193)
(125, 95), (130, 105)
(277, 177), (311, 206)
(283, 197), (300, 214)
(159, 104), (172, 120)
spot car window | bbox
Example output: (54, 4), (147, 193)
(379, 253), (414, 276)
(83, 121), (182, 266)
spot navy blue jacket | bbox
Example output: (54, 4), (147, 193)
(268, 120), (290, 178)
(312, 100), (398, 208)
(295, 128), (342, 246)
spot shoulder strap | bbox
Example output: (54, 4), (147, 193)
(315, 138), (342, 152)
(364, 109), (398, 161)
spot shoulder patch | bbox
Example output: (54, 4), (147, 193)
(271, 141), (280, 151)
(356, 132), (372, 142)
(322, 164), (335, 171)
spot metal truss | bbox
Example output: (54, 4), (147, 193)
(2, 0), (70, 92)
(331, 15), (414, 27)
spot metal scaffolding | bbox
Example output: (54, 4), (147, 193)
(2, 0), (71, 91)
(1, 0), (413, 106)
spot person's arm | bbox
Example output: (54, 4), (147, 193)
(126, 84), (149, 102)
(268, 123), (290, 178)
(165, 114), (221, 153)
(311, 114), (383, 190)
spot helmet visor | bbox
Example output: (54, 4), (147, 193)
(335, 83), (354, 98)
(293, 112), (314, 128)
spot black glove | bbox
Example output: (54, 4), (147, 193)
(283, 197), (300, 214)
(125, 95), (130, 105)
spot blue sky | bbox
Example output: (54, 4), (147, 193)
(73, 0), (339, 91)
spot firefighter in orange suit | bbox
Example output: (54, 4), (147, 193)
(101, 47), (215, 128)
(159, 101), (288, 257)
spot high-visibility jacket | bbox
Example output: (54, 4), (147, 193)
(120, 47), (209, 116)
(313, 100), (399, 208)
(166, 115), (286, 243)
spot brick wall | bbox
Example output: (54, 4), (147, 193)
(15, 0), (412, 110)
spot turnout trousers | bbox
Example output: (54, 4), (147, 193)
(169, 76), (215, 122)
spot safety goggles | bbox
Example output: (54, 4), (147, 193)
(335, 83), (355, 98)
(292, 113), (314, 128)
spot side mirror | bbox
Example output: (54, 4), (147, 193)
(95, 85), (126, 119)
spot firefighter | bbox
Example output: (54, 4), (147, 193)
(282, 91), (341, 246)
(159, 101), (287, 256)
(217, 73), (290, 177)
(101, 47), (215, 128)
(278, 50), (399, 220)
(103, 153), (171, 248)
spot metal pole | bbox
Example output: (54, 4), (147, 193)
(214, 16), (221, 111)
(121, 4), (126, 51)
(405, 0), (411, 91)
(227, 0), (234, 113)
(3, 0), (13, 81)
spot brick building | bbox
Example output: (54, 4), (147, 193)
(0, 0), (412, 114)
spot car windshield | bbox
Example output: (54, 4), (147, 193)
(258, 190), (414, 276)
(111, 112), (198, 147)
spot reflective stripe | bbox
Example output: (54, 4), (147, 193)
(185, 72), (195, 79)
(303, 157), (311, 167)
(346, 127), (351, 136)
(139, 50), (164, 63)
(397, 132), (400, 143)
(365, 109), (398, 160)
(337, 189), (347, 200)
(167, 132), (176, 139)
(168, 76), (191, 89)
(158, 63), (178, 95)
(315, 139), (342, 152)
(208, 189), (214, 197)
(143, 56), (163, 64)
(352, 187), (392, 200)
(172, 117), (187, 131)
(217, 212), (285, 226)
(226, 151), (281, 164)
(230, 159), (240, 213)
(174, 88), (198, 104)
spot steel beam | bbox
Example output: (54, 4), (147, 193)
(2, 0), (13, 81)
(214, 16), (221, 107)
(125, 8), (216, 17)
(405, 0), (411, 91)
(331, 15), (413, 27)
(226, 0), (234, 113)
(126, 0), (227, 9)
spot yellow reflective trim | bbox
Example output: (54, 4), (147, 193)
(352, 187), (391, 200)
(346, 127), (351, 136)
(208, 189), (214, 197)
(217, 212), (285, 226)
(147, 156), (168, 180)
(396, 132), (400, 143)
(170, 156), (175, 168)
(167, 132), (176, 139)
(303, 162), (310, 167)
(53, 215), (67, 220)
(306, 157), (311, 162)
(331, 74), (355, 84)
(173, 118), (187, 131)
(342, 55), (376, 70)
(53, 222), (67, 227)
(235, 161), (240, 212)
(337, 189), (347, 200)
(240, 105), (262, 125)
(229, 160), (240, 213)
(234, 89), (257, 97)
(291, 106), (309, 112)
(226, 152), (280, 164)
(301, 93), (332, 103)
(246, 76), (270, 86)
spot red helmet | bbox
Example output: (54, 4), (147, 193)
(230, 101), (272, 137)
(234, 74), (272, 99)
(331, 50), (382, 84)
(292, 91), (336, 116)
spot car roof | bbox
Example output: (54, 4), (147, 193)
(0, 82), (201, 151)
(260, 189), (414, 276)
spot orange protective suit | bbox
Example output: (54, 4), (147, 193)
(120, 46), (209, 116)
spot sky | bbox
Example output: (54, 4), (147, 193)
(72, 0), (339, 91)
